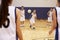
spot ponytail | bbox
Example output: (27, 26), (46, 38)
(0, 0), (12, 27)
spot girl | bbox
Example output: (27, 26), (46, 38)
(20, 6), (25, 27)
(47, 8), (53, 23)
(49, 0), (60, 40)
(0, 0), (23, 40)
(30, 10), (37, 29)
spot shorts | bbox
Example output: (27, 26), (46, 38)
(30, 18), (35, 25)
(20, 17), (25, 21)
(48, 17), (52, 22)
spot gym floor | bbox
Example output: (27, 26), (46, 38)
(20, 19), (55, 40)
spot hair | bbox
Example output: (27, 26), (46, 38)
(0, 0), (12, 27)
(21, 6), (24, 10)
(21, 6), (24, 8)
(58, 0), (60, 3)
(57, 0), (60, 7)
(33, 9), (36, 12)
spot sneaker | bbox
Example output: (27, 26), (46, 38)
(32, 27), (35, 29)
(30, 25), (32, 28)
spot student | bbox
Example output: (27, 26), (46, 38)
(49, 0), (60, 40)
(30, 10), (37, 29)
(0, 0), (23, 40)
(47, 8), (53, 23)
(20, 6), (25, 27)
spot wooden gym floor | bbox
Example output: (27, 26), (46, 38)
(20, 19), (55, 40)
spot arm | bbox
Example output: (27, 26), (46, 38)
(16, 8), (23, 40)
(49, 9), (57, 35)
(47, 11), (50, 17)
(35, 13), (37, 19)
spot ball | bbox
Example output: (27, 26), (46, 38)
(27, 9), (31, 13)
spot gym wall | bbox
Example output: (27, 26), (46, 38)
(12, 0), (57, 7)
(17, 7), (52, 19)
(15, 0), (56, 19)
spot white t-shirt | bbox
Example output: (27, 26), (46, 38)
(0, 0), (1, 5)
(20, 10), (25, 17)
(56, 7), (60, 29)
(48, 11), (52, 22)
(56, 7), (60, 40)
(0, 6), (16, 40)
(30, 13), (36, 24)
(31, 13), (36, 20)
(20, 10), (25, 21)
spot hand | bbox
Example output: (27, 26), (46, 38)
(49, 30), (52, 35)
